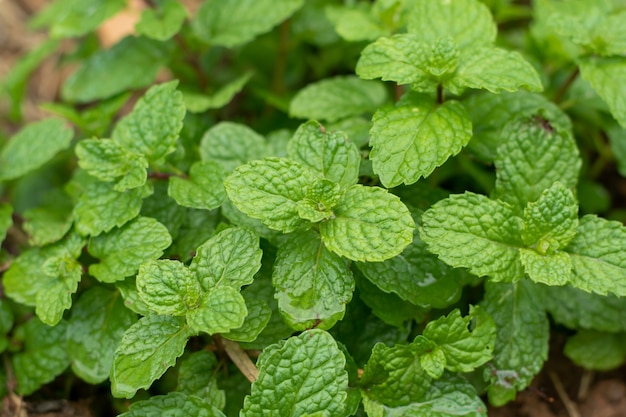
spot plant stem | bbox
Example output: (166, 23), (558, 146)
(272, 20), (291, 96)
(220, 337), (259, 383)
(554, 67), (580, 104)
(549, 370), (581, 417)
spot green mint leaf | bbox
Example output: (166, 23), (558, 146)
(119, 392), (226, 417)
(186, 286), (248, 334)
(370, 97), (472, 187)
(12, 318), (69, 395)
(288, 121), (361, 188)
(113, 81), (186, 162)
(413, 337), (446, 379)
(177, 351), (226, 408)
(30, 0), (125, 38)
(579, 56), (626, 128)
(74, 181), (152, 237)
(422, 307), (496, 373)
(192, 0), (304, 47)
(36, 255), (82, 326)
(23, 191), (74, 246)
(168, 161), (228, 210)
(241, 330), (349, 417)
(0, 203), (12, 243)
(111, 315), (192, 398)
(296, 179), (343, 223)
(481, 281), (549, 406)
(67, 287), (137, 384)
(116, 277), (153, 316)
(273, 231), (354, 330)
(564, 330), (626, 371)
(88, 216), (172, 283)
(183, 72), (253, 113)
(519, 249), (572, 286)
(320, 185), (414, 262)
(407, 0), (496, 49)
(289, 76), (388, 122)
(137, 260), (201, 316)
(565, 215), (626, 296)
(447, 47), (542, 95)
(0, 118), (73, 181)
(135, 0), (187, 41)
(325, 4), (388, 42)
(199, 122), (269, 172)
(224, 158), (315, 233)
(420, 192), (524, 282)
(62, 37), (172, 103)
(493, 117), (581, 212)
(222, 297), (272, 342)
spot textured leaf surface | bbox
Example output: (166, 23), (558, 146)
(370, 98), (472, 187)
(579, 56), (626, 128)
(137, 260), (200, 316)
(30, 0), (125, 38)
(224, 158), (315, 232)
(0, 118), (73, 181)
(177, 351), (225, 407)
(35, 255), (82, 325)
(187, 287), (248, 335)
(288, 121), (360, 188)
(564, 330), (626, 371)
(273, 232), (353, 330)
(111, 315), (192, 398)
(320, 185), (414, 262)
(168, 161), (228, 210)
(289, 76), (387, 122)
(135, 0), (187, 41)
(222, 297), (271, 343)
(119, 392), (226, 417)
(519, 249), (571, 286)
(192, 0), (304, 47)
(88, 217), (171, 283)
(67, 287), (137, 384)
(241, 330), (349, 417)
(199, 122), (269, 172)
(420, 192), (524, 282)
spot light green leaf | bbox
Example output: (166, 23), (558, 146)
(222, 297), (271, 343)
(320, 185), (414, 262)
(579, 56), (626, 128)
(186, 286), (248, 334)
(74, 181), (153, 237)
(199, 122), (269, 172)
(325, 4), (387, 42)
(289, 76), (388, 122)
(296, 179), (343, 223)
(67, 287), (137, 384)
(113, 81), (185, 162)
(519, 249), (572, 286)
(135, 0), (187, 41)
(111, 315), (192, 398)
(192, 0), (304, 47)
(30, 0), (125, 38)
(168, 161), (228, 210)
(183, 72), (253, 113)
(481, 281), (549, 406)
(447, 47), (542, 95)
(137, 260), (201, 316)
(273, 231), (353, 330)
(190, 227), (262, 291)
(88, 216), (172, 283)
(35, 255), (82, 326)
(369, 97), (472, 187)
(224, 158), (315, 233)
(564, 330), (626, 371)
(413, 337), (445, 379)
(177, 351), (225, 408)
(493, 117), (581, 212)
(12, 318), (69, 396)
(288, 120), (360, 188)
(565, 215), (626, 296)
(119, 392), (226, 417)
(420, 192), (524, 282)
(0, 118), (73, 181)
(116, 277), (153, 316)
(407, 0), (496, 48)
(241, 330), (349, 417)
(62, 36), (173, 103)
(0, 203), (12, 243)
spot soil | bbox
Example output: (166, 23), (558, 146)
(1, 1), (625, 416)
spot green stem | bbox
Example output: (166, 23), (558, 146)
(554, 67), (580, 104)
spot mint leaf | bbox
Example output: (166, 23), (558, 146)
(111, 315), (192, 398)
(119, 392), (226, 417)
(168, 161), (228, 210)
(199, 122), (269, 172)
(565, 215), (626, 296)
(564, 330), (626, 371)
(116, 277), (153, 316)
(241, 330), (349, 417)
(67, 287), (137, 384)
(135, 0), (187, 41)
(0, 203), (11, 243)
(273, 231), (354, 330)
(370, 97), (472, 187)
(30, 0), (125, 38)
(0, 118), (73, 181)
(12, 318), (69, 395)
(289, 76), (388, 122)
(481, 281), (549, 406)
(177, 351), (225, 407)
(420, 193), (524, 282)
(192, 0), (304, 47)
(288, 121), (361, 188)
(88, 216), (172, 283)
(62, 37), (172, 103)
(519, 249), (572, 286)
(35, 254), (82, 326)
(186, 286), (248, 334)
(183, 72), (253, 113)
(579, 56), (626, 128)
(137, 260), (201, 316)
(224, 158), (315, 233)
(296, 179), (343, 223)
(23, 191), (74, 245)
(113, 81), (186, 162)
(320, 185), (414, 262)
(222, 297), (271, 342)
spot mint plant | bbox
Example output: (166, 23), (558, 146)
(2, 0), (626, 415)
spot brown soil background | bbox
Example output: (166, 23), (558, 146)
(1, 1), (625, 416)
